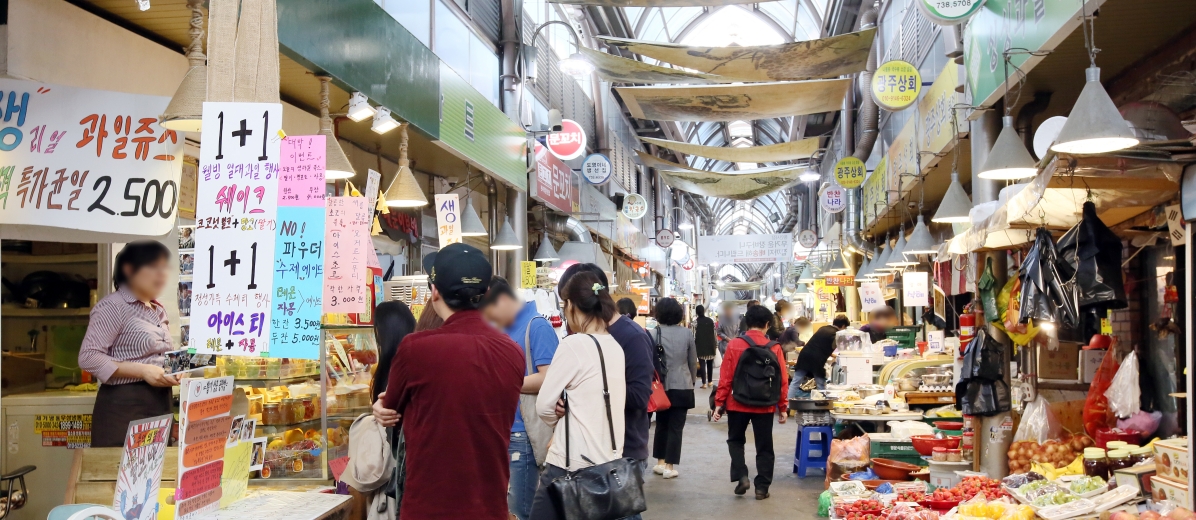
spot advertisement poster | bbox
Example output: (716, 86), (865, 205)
(175, 377), (235, 520)
(34, 414), (91, 448)
(270, 135), (326, 359)
(114, 415), (173, 520)
(323, 196), (370, 313)
(0, 79), (183, 238)
(698, 234), (794, 265)
(191, 102), (282, 356)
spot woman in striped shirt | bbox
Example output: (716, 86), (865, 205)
(78, 241), (177, 447)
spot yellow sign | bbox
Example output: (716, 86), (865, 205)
(825, 275), (855, 287)
(919, 63), (963, 156)
(872, 60), (922, 111)
(34, 414), (91, 433)
(1100, 310), (1113, 335)
(833, 156), (866, 189)
(862, 156), (887, 228)
(411, 304), (425, 320)
(520, 261), (538, 289)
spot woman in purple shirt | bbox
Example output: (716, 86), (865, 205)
(78, 241), (178, 447)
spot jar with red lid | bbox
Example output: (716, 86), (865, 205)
(932, 447), (948, 462)
(946, 449), (962, 462)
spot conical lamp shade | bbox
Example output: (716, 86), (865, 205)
(887, 232), (917, 267)
(492, 217), (522, 250)
(933, 172), (972, 223)
(460, 197), (487, 237)
(385, 125), (427, 207)
(874, 243), (895, 272)
(1051, 67), (1139, 155)
(160, 0), (206, 132)
(904, 215), (937, 255)
(856, 255), (874, 279)
(533, 232), (559, 261)
(979, 116), (1038, 180)
(316, 76), (356, 181)
(827, 253), (847, 273)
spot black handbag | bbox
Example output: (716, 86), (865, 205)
(548, 334), (647, 520)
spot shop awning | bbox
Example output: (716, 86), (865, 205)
(580, 48), (736, 85)
(615, 79), (850, 122)
(637, 151), (803, 200)
(639, 136), (820, 163)
(951, 155), (1180, 253)
(599, 28), (876, 82)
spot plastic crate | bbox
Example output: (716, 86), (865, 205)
(870, 433), (921, 459)
(799, 410), (833, 426)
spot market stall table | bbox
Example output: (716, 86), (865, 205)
(830, 411), (925, 436)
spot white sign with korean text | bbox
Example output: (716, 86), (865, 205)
(821, 186), (846, 213)
(903, 271), (929, 307)
(365, 169), (381, 210)
(435, 194), (462, 247)
(622, 193), (648, 219)
(191, 102), (281, 356)
(698, 234), (794, 265)
(582, 154), (612, 185)
(0, 79), (183, 237)
(656, 228), (675, 248)
(798, 229), (818, 248)
(858, 282), (887, 312)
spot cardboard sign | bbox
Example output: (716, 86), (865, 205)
(903, 271), (929, 307)
(0, 79), (183, 237)
(520, 261), (537, 289)
(176, 377), (233, 520)
(113, 414), (172, 520)
(191, 102), (282, 356)
(323, 196), (370, 313)
(859, 282), (887, 312)
(434, 194), (462, 247)
(270, 136), (326, 359)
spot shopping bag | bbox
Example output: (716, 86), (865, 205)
(1104, 351), (1140, 419)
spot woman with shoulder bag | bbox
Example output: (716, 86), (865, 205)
(650, 298), (698, 479)
(532, 272), (643, 520)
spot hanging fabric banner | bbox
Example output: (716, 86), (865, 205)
(270, 135), (326, 359)
(616, 79), (850, 121)
(639, 136), (820, 163)
(191, 102), (281, 356)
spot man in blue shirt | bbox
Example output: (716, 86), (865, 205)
(481, 276), (558, 520)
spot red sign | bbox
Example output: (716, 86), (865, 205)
(532, 143), (578, 213)
(547, 119), (586, 160)
(825, 275), (855, 286)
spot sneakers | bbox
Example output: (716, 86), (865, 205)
(733, 477), (750, 495)
(662, 468), (679, 479)
(755, 490), (770, 500)
(652, 464), (666, 475)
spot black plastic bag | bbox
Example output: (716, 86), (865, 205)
(1019, 228), (1079, 327)
(1056, 201), (1127, 310)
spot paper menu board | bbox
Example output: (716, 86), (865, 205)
(190, 102), (282, 356)
(113, 414), (173, 520)
(323, 196), (369, 313)
(434, 194), (462, 247)
(270, 135), (326, 359)
(176, 376), (234, 520)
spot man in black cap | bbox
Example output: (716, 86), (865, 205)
(373, 243), (525, 520)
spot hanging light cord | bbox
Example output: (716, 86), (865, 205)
(1079, 0), (1099, 67)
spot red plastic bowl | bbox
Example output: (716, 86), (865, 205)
(910, 434), (961, 456)
(934, 421), (964, 431)
(918, 499), (962, 511)
(871, 458), (922, 481)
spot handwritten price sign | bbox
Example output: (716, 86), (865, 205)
(270, 136), (325, 359)
(858, 282), (887, 312)
(902, 271), (929, 307)
(176, 377), (233, 520)
(323, 196), (370, 313)
(434, 194), (462, 246)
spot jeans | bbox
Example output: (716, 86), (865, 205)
(788, 368), (826, 398)
(726, 411), (775, 492)
(508, 432), (537, 520)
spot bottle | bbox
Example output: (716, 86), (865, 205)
(1083, 447), (1109, 480)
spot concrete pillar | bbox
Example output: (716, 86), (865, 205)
(505, 187), (528, 283)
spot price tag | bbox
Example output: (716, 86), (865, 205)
(521, 261), (537, 289)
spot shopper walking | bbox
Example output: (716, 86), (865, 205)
(769, 300), (792, 341)
(693, 305), (717, 388)
(650, 298), (698, 479)
(712, 305), (788, 500)
(789, 315), (849, 396)
(480, 276), (559, 520)
(79, 241), (178, 447)
(716, 304), (739, 356)
(372, 243), (525, 520)
(530, 270), (628, 520)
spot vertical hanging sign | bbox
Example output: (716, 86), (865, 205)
(192, 103), (281, 356)
(270, 135), (326, 359)
(434, 194), (462, 246)
(903, 271), (929, 307)
(323, 196), (370, 313)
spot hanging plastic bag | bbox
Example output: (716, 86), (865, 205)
(1013, 396), (1062, 444)
(1083, 347), (1120, 436)
(1105, 351), (1141, 419)
(978, 257), (1000, 323)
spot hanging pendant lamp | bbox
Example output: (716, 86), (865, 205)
(1051, 67), (1139, 155)
(856, 254), (875, 280)
(460, 196), (488, 237)
(933, 172), (973, 223)
(887, 230), (917, 267)
(873, 241), (894, 272)
(904, 215), (937, 255)
(384, 124), (428, 207)
(978, 116), (1038, 180)
(491, 216), (523, 250)
(533, 231), (559, 261)
(826, 252), (847, 273)
(159, 0), (206, 132)
(317, 75), (357, 181)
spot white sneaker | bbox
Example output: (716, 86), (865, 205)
(662, 469), (679, 479)
(652, 464), (666, 475)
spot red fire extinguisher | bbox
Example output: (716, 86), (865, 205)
(958, 312), (976, 353)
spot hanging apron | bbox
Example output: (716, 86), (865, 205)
(89, 381), (171, 447)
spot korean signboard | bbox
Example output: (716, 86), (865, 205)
(825, 275), (855, 287)
(862, 156), (888, 228)
(547, 119), (586, 160)
(903, 271), (930, 307)
(834, 156), (866, 189)
(434, 194), (462, 247)
(531, 142), (578, 213)
(871, 60), (922, 111)
(858, 282), (887, 312)
(821, 186), (846, 213)
(582, 153), (612, 185)
(323, 196), (370, 313)
(0, 79), (182, 237)
(270, 135), (326, 359)
(192, 102), (281, 356)
(698, 233), (794, 265)
(622, 193), (648, 219)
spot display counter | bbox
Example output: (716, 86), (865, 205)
(1, 390), (98, 520)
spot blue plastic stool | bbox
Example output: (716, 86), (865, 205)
(794, 425), (832, 477)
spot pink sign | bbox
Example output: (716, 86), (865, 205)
(323, 196), (369, 313)
(532, 143), (578, 214)
(278, 135), (326, 206)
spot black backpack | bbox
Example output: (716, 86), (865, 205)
(731, 335), (782, 407)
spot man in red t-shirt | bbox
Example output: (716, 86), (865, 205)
(713, 304), (789, 500)
(373, 243), (525, 519)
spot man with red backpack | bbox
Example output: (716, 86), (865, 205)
(712, 305), (789, 500)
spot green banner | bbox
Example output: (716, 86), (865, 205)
(964, 0), (1104, 108)
(436, 63), (528, 191)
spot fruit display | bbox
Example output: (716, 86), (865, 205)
(846, 513), (886, 520)
(1007, 433), (1095, 474)
(956, 476), (1009, 501)
(1068, 475), (1107, 495)
(886, 504), (940, 520)
(898, 491), (926, 502)
(1001, 472), (1045, 489)
(1030, 490), (1080, 507)
(835, 499), (884, 518)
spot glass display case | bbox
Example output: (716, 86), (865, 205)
(204, 325), (377, 481)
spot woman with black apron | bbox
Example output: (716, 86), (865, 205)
(78, 241), (178, 447)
